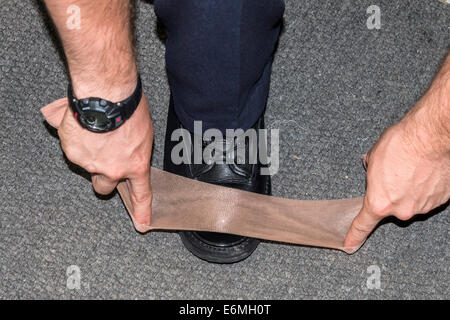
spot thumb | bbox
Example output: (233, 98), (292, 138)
(344, 200), (381, 253)
(127, 171), (152, 233)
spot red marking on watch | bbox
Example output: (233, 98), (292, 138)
(116, 117), (121, 123)
(74, 112), (78, 119)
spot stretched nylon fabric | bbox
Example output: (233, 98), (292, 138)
(41, 98), (364, 253)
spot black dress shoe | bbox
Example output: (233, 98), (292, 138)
(163, 96), (271, 263)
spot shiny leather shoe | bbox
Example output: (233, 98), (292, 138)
(163, 96), (271, 263)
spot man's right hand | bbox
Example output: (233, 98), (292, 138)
(58, 94), (154, 233)
(344, 52), (450, 251)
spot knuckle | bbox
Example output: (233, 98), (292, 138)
(133, 191), (152, 206)
(395, 208), (415, 221)
(396, 214), (411, 221)
(352, 222), (372, 235)
(367, 198), (390, 218)
(133, 161), (150, 176)
(84, 164), (96, 173)
(106, 167), (125, 181)
(63, 145), (80, 163)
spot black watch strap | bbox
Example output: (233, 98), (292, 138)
(68, 75), (143, 132)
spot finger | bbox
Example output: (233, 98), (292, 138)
(127, 171), (152, 233)
(92, 174), (118, 195)
(343, 201), (382, 253)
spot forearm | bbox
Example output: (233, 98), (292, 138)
(402, 53), (450, 156)
(44, 0), (137, 101)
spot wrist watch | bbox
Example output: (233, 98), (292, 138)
(68, 75), (142, 133)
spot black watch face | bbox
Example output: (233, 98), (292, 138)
(79, 110), (112, 132)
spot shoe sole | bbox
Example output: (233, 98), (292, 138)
(179, 175), (271, 264)
(179, 231), (261, 264)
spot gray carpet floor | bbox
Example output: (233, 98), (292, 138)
(0, 0), (449, 299)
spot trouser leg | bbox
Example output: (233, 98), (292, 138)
(154, 0), (285, 133)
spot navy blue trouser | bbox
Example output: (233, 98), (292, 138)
(153, 0), (285, 133)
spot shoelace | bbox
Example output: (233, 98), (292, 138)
(201, 135), (251, 165)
